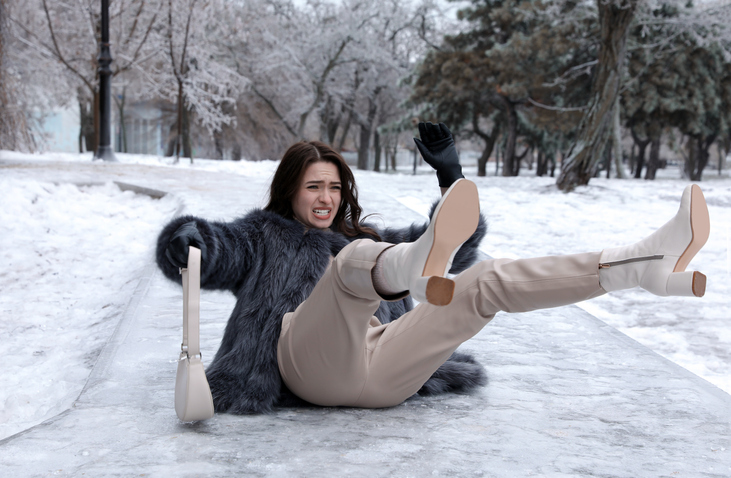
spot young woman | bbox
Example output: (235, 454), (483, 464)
(156, 123), (710, 413)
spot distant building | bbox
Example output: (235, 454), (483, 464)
(38, 99), (170, 156)
(113, 99), (169, 156)
(37, 106), (79, 153)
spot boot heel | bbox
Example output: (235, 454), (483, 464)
(412, 276), (455, 305)
(666, 271), (706, 297)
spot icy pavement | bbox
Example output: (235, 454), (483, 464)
(0, 158), (729, 477)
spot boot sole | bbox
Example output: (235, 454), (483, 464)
(692, 271), (706, 297)
(674, 185), (710, 275)
(422, 180), (480, 305)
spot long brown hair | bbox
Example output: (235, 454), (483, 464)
(264, 141), (379, 239)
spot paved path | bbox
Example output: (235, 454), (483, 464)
(1, 159), (729, 477)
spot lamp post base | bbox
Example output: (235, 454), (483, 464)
(94, 145), (118, 162)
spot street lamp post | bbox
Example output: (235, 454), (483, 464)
(94, 0), (117, 161)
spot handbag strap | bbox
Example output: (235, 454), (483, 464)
(180, 246), (202, 358)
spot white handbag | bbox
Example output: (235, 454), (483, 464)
(175, 246), (215, 421)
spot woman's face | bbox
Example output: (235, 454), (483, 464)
(291, 161), (341, 230)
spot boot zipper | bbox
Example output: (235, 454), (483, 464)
(598, 255), (664, 269)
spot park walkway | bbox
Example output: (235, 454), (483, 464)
(0, 158), (729, 477)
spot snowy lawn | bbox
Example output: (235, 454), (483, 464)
(0, 176), (179, 440)
(0, 150), (729, 442)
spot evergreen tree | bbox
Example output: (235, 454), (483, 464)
(622, 2), (731, 181)
(410, 49), (501, 176)
(679, 44), (731, 180)
(411, 0), (596, 176)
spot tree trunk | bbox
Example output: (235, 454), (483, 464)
(685, 136), (698, 180)
(526, 149), (534, 171)
(327, 103), (341, 145)
(231, 142), (242, 161)
(337, 108), (353, 152)
(549, 154), (556, 177)
(495, 140), (501, 176)
(476, 121), (500, 177)
(537, 151), (546, 176)
(337, 71), (360, 152)
(93, 89), (100, 154)
(165, 122), (175, 156)
(357, 98), (378, 170)
(79, 92), (97, 153)
(685, 134), (715, 181)
(629, 143), (636, 175)
(612, 96), (627, 178)
(173, 80), (193, 163)
(357, 124), (370, 170)
(174, 81), (184, 162)
(319, 98), (330, 143)
(644, 124), (661, 180)
(695, 137), (711, 181)
(115, 89), (127, 153)
(497, 95), (518, 177)
(514, 145), (530, 176)
(319, 95), (341, 144)
(716, 142), (726, 176)
(634, 145), (647, 178)
(556, 0), (638, 191)
(182, 103), (192, 161)
(476, 145), (491, 177)
(373, 129), (381, 172)
(390, 142), (397, 171)
(631, 127), (650, 178)
(214, 129), (224, 160)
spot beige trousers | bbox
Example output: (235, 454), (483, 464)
(277, 239), (605, 408)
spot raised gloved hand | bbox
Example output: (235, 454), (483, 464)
(414, 122), (464, 188)
(165, 221), (208, 269)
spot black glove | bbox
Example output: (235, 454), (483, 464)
(165, 221), (208, 269)
(414, 122), (464, 188)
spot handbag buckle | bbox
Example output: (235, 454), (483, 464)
(180, 345), (202, 360)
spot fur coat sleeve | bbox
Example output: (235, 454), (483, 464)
(155, 214), (260, 293)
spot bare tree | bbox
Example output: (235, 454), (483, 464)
(0, 0), (34, 151)
(153, 0), (239, 162)
(8, 0), (160, 153)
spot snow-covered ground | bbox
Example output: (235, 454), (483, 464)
(1, 150), (729, 442)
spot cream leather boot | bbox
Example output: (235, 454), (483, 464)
(598, 184), (710, 297)
(380, 179), (480, 306)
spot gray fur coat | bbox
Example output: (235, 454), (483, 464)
(156, 205), (488, 414)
